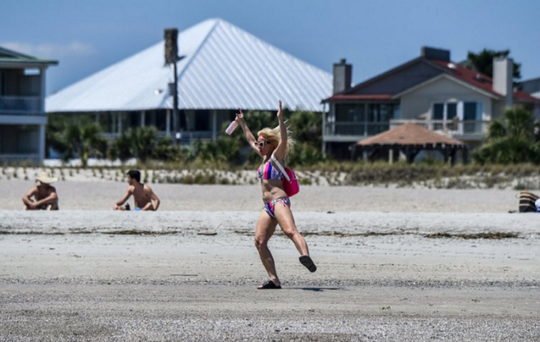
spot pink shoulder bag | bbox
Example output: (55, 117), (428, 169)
(271, 155), (299, 197)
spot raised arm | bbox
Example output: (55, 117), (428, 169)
(236, 109), (262, 156)
(273, 100), (287, 161)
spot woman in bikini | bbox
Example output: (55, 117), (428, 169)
(236, 100), (316, 289)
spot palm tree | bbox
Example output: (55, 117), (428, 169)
(109, 127), (181, 164)
(474, 108), (540, 164)
(48, 116), (107, 167)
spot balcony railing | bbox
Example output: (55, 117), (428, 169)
(0, 96), (43, 113)
(390, 119), (489, 137)
(102, 130), (214, 145)
(323, 120), (489, 141)
(323, 122), (390, 137)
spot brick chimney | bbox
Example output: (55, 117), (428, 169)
(421, 46), (450, 61)
(493, 57), (513, 108)
(164, 28), (178, 65)
(333, 58), (352, 94)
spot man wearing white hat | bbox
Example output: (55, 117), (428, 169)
(22, 172), (59, 210)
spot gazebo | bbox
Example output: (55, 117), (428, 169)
(356, 123), (468, 164)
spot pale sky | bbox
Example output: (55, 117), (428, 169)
(1, 0), (539, 95)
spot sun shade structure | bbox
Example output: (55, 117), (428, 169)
(46, 18), (332, 113)
(357, 123), (467, 163)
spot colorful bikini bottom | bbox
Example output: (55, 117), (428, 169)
(264, 196), (291, 218)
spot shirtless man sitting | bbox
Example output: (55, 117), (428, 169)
(113, 170), (160, 211)
(22, 172), (60, 210)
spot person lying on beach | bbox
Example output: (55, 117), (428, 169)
(22, 172), (59, 210)
(235, 100), (317, 290)
(113, 170), (160, 211)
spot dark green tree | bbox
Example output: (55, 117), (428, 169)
(473, 108), (540, 165)
(463, 49), (521, 81)
(109, 126), (181, 164)
(47, 115), (107, 167)
(108, 131), (132, 163)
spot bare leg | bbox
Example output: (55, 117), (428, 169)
(254, 210), (280, 286)
(22, 202), (36, 210)
(273, 203), (309, 256)
(142, 203), (155, 211)
(46, 201), (59, 211)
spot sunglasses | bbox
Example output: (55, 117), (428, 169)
(254, 140), (268, 147)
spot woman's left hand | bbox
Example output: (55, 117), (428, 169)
(277, 100), (282, 119)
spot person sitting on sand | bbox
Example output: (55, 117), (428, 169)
(235, 100), (316, 290)
(22, 172), (60, 210)
(113, 170), (160, 211)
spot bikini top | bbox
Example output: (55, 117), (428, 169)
(257, 156), (284, 181)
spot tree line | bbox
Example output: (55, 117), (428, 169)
(45, 109), (327, 168)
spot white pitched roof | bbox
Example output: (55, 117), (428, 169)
(47, 19), (332, 113)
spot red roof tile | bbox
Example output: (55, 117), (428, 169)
(429, 59), (540, 103)
(323, 57), (540, 104)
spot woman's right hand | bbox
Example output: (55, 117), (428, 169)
(235, 109), (244, 123)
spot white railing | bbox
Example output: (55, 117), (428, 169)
(323, 122), (391, 137)
(323, 120), (490, 140)
(390, 119), (489, 136)
(101, 130), (214, 144)
(0, 153), (40, 161)
(0, 96), (43, 113)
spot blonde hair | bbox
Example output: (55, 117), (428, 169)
(258, 123), (295, 157)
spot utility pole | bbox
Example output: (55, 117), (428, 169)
(164, 28), (179, 140)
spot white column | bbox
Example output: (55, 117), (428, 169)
(140, 111), (145, 127)
(39, 124), (46, 162)
(39, 67), (46, 112)
(117, 112), (122, 133)
(211, 110), (217, 140)
(322, 106), (327, 139)
(166, 110), (171, 136)
(363, 103), (368, 136)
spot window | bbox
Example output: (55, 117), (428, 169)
(463, 102), (482, 121)
(433, 103), (444, 120)
(447, 103), (457, 120)
(432, 101), (483, 133)
(335, 104), (365, 121)
(432, 101), (482, 120)
(463, 102), (483, 134)
(195, 110), (210, 131)
(331, 103), (398, 136)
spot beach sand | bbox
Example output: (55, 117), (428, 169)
(1, 179), (539, 341)
(1, 178), (523, 212)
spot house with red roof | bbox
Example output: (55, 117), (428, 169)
(322, 47), (540, 159)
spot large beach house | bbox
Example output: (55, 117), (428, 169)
(322, 47), (540, 159)
(0, 46), (57, 162)
(46, 19), (332, 144)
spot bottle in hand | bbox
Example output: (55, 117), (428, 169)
(225, 120), (238, 135)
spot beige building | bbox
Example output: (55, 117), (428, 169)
(322, 47), (540, 160)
